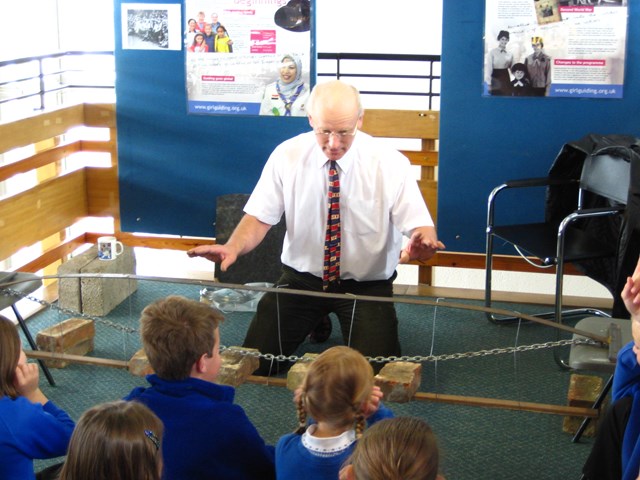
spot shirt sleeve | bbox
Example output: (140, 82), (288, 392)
(366, 401), (395, 426)
(244, 150), (286, 226)
(390, 158), (434, 235)
(613, 341), (640, 401)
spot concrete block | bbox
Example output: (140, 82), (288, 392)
(374, 361), (422, 403)
(36, 318), (95, 368)
(562, 374), (605, 437)
(217, 347), (260, 387)
(286, 353), (319, 391)
(80, 246), (137, 316)
(57, 245), (138, 316)
(129, 348), (154, 377)
(57, 247), (100, 312)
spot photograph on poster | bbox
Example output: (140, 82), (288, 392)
(184, 0), (311, 116)
(483, 0), (628, 98)
(122, 3), (182, 51)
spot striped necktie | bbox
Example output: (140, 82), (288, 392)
(323, 160), (341, 290)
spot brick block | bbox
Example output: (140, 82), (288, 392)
(36, 318), (95, 368)
(562, 374), (605, 437)
(129, 348), (154, 377)
(374, 361), (422, 403)
(286, 353), (319, 391)
(217, 347), (260, 387)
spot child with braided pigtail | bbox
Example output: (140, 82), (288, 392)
(276, 346), (393, 480)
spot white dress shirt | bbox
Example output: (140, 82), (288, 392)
(244, 131), (434, 281)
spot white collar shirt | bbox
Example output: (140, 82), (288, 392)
(244, 131), (434, 281)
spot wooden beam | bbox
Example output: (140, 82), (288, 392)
(85, 232), (215, 251)
(0, 142), (82, 181)
(82, 103), (116, 128)
(361, 109), (439, 138)
(86, 166), (119, 216)
(0, 171), (88, 260)
(25, 350), (129, 369)
(17, 234), (90, 273)
(404, 150), (438, 167)
(245, 375), (597, 417)
(412, 251), (583, 275)
(412, 391), (598, 417)
(0, 104), (85, 152)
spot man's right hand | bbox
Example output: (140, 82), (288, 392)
(187, 245), (238, 272)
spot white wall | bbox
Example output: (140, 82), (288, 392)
(315, 0), (442, 54)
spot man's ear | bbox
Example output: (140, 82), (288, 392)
(308, 115), (314, 129)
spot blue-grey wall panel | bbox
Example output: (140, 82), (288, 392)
(115, 0), (310, 237)
(439, 1), (639, 254)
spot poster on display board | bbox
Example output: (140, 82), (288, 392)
(483, 0), (628, 98)
(184, 0), (312, 116)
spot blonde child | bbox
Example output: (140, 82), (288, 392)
(340, 416), (445, 480)
(0, 314), (74, 480)
(58, 400), (163, 480)
(275, 346), (393, 480)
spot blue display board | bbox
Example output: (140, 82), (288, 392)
(438, 0), (640, 253)
(115, 0), (313, 237)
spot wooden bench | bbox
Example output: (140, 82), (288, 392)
(361, 109), (439, 284)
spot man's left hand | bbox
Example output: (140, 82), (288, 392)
(399, 226), (445, 264)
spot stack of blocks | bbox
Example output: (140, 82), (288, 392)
(36, 318), (95, 368)
(57, 245), (137, 316)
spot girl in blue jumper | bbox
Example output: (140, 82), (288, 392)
(0, 314), (75, 480)
(275, 346), (393, 480)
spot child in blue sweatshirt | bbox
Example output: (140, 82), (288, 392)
(125, 295), (275, 480)
(276, 346), (393, 480)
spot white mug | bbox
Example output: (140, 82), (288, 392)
(98, 236), (124, 261)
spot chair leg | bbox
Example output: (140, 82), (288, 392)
(12, 304), (55, 386)
(572, 374), (613, 443)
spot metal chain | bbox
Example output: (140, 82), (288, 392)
(4, 287), (602, 363)
(2, 288), (137, 334)
(220, 338), (601, 364)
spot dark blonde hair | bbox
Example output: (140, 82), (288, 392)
(347, 417), (440, 480)
(296, 346), (373, 438)
(0, 314), (22, 399)
(140, 295), (224, 380)
(59, 400), (164, 480)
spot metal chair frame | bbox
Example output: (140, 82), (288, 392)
(485, 153), (630, 367)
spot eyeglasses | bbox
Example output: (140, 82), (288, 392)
(144, 429), (160, 451)
(314, 124), (358, 139)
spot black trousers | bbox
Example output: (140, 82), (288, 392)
(242, 266), (400, 375)
(582, 396), (632, 480)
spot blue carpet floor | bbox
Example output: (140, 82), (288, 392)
(17, 277), (601, 479)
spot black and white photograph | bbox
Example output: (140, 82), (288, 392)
(122, 3), (182, 51)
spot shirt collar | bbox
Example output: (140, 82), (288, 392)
(301, 424), (356, 457)
(313, 133), (357, 175)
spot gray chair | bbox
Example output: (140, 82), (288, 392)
(568, 316), (631, 442)
(0, 272), (55, 386)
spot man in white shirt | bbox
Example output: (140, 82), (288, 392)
(188, 80), (444, 375)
